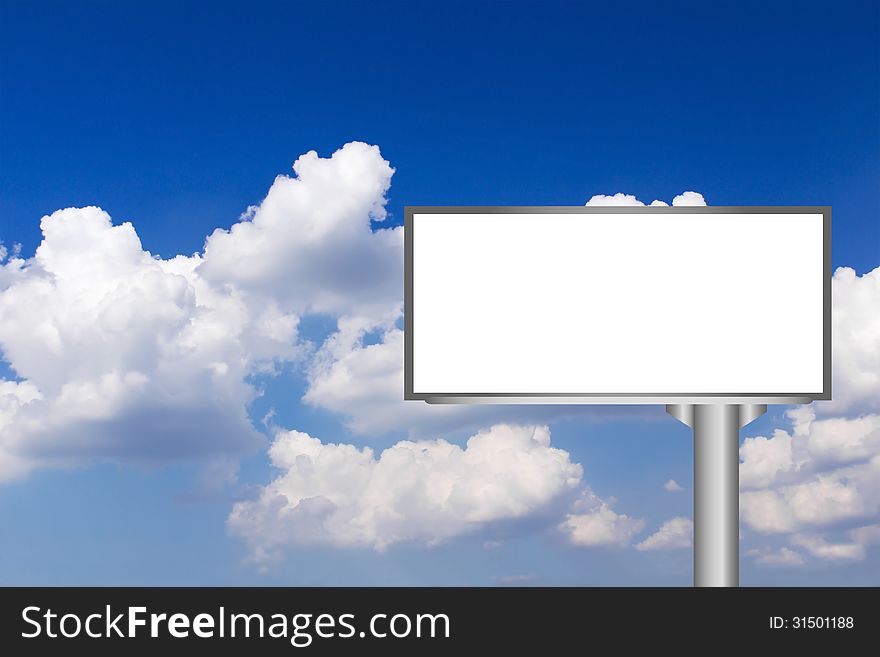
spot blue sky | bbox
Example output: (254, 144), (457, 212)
(0, 0), (878, 585)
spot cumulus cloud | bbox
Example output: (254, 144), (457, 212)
(199, 142), (401, 321)
(0, 143), (400, 480)
(664, 479), (683, 492)
(0, 207), (286, 479)
(790, 534), (865, 561)
(671, 191), (707, 206)
(228, 424), (583, 560)
(585, 191), (706, 207)
(740, 428), (795, 490)
(585, 192), (645, 206)
(739, 410), (880, 534)
(824, 266), (880, 416)
(748, 526), (880, 566)
(559, 490), (645, 548)
(747, 546), (805, 567)
(742, 477), (869, 535)
(635, 517), (693, 551)
(736, 265), (880, 562)
(1, 149), (663, 566)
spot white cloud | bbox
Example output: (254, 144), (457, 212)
(200, 141), (401, 321)
(748, 526), (880, 566)
(585, 191), (706, 207)
(798, 411), (880, 468)
(228, 424), (583, 559)
(0, 207), (292, 478)
(737, 265), (880, 561)
(1, 153), (664, 566)
(560, 490), (645, 548)
(790, 534), (865, 561)
(747, 546), (805, 567)
(739, 412), (880, 534)
(585, 192), (645, 206)
(0, 142), (401, 480)
(796, 478), (865, 527)
(823, 266), (880, 416)
(671, 191), (706, 206)
(740, 429), (795, 490)
(664, 479), (683, 492)
(742, 467), (873, 534)
(635, 517), (693, 551)
(747, 525), (880, 565)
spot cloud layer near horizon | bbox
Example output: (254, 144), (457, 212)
(0, 143), (652, 562)
(1, 142), (878, 572)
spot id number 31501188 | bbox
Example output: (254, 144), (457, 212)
(769, 616), (854, 630)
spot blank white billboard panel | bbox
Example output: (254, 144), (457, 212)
(405, 207), (829, 403)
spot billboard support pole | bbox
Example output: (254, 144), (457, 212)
(666, 403), (766, 587)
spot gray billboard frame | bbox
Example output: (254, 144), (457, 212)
(404, 205), (831, 406)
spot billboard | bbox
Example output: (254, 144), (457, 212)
(405, 206), (830, 404)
